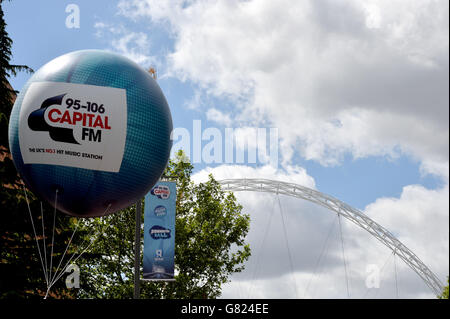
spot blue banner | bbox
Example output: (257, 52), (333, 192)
(143, 181), (176, 280)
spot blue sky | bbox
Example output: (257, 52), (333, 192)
(4, 0), (444, 209)
(4, 0), (448, 298)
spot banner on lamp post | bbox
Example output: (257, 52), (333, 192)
(143, 181), (176, 281)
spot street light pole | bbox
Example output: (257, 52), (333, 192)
(133, 199), (142, 299)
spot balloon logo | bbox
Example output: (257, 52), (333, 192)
(8, 50), (173, 217)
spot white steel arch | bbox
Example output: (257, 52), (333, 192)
(218, 178), (444, 296)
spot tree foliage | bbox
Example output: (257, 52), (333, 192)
(438, 277), (449, 299)
(77, 150), (251, 298)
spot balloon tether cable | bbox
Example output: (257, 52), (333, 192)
(21, 183), (111, 299)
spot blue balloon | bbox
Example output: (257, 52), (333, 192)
(8, 50), (173, 217)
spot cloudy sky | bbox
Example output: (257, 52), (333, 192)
(5, 0), (448, 298)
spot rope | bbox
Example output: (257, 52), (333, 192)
(40, 202), (48, 285)
(338, 213), (350, 298)
(44, 204), (112, 298)
(20, 183), (114, 299)
(47, 189), (58, 290)
(277, 195), (298, 299)
(49, 222), (79, 285)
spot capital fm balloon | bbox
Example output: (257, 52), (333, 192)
(8, 50), (173, 217)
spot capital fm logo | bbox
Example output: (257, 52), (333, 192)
(151, 185), (170, 199)
(27, 93), (112, 145)
(28, 94), (80, 144)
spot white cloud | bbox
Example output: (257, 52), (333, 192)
(118, 0), (449, 179)
(93, 21), (155, 66)
(206, 108), (232, 126)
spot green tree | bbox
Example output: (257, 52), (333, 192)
(438, 277), (449, 299)
(77, 150), (251, 298)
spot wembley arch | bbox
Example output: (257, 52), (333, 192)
(218, 178), (444, 296)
